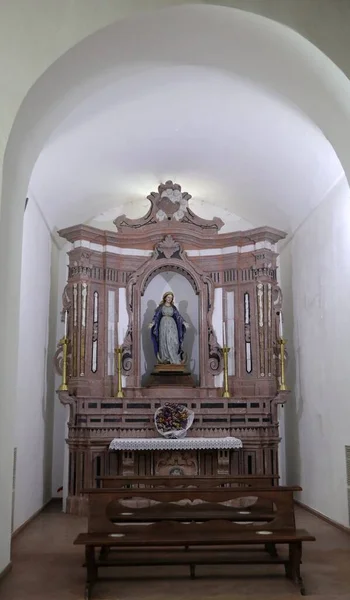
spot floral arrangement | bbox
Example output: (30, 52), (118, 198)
(154, 403), (194, 439)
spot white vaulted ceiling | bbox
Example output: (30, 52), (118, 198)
(27, 10), (344, 237)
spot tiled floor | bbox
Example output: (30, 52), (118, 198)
(1, 502), (350, 599)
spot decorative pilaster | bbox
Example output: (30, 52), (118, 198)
(80, 282), (87, 376)
(267, 283), (273, 376)
(217, 449), (230, 475)
(122, 451), (135, 476)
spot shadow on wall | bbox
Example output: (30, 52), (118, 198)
(141, 298), (199, 387)
(178, 299), (198, 386)
(285, 344), (303, 486)
(141, 299), (157, 386)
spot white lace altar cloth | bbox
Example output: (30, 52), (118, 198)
(109, 437), (242, 451)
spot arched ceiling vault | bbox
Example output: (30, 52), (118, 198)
(7, 4), (349, 237)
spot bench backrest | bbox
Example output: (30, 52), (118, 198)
(96, 475), (279, 489)
(84, 486), (299, 534)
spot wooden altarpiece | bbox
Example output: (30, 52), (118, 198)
(56, 181), (288, 514)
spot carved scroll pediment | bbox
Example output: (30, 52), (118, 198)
(113, 181), (224, 232)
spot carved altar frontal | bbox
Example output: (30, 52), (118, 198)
(56, 181), (288, 515)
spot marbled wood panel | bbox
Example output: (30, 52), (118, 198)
(58, 223), (287, 249)
(67, 248), (279, 293)
(72, 250), (279, 280)
(104, 253), (150, 273)
(67, 376), (277, 400)
(189, 248), (278, 272)
(66, 417), (281, 438)
(68, 248), (149, 281)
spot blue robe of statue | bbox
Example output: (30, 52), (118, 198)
(151, 303), (186, 364)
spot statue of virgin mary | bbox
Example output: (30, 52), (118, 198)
(150, 292), (187, 364)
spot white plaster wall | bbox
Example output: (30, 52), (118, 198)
(13, 199), (52, 530)
(275, 254), (287, 486)
(282, 175), (350, 526)
(141, 272), (199, 385)
(51, 243), (70, 498)
(1, 0), (350, 168)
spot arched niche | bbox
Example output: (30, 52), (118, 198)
(123, 242), (222, 388)
(140, 270), (200, 387)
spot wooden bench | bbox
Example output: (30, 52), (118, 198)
(96, 474), (279, 489)
(74, 486), (315, 598)
(96, 475), (279, 520)
(95, 475), (281, 559)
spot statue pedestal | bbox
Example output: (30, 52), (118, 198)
(147, 364), (196, 387)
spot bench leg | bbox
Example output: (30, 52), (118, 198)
(190, 564), (196, 579)
(85, 545), (98, 600)
(286, 542), (306, 595)
(264, 542), (278, 558)
(99, 546), (109, 561)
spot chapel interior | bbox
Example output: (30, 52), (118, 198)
(1, 2), (350, 599)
